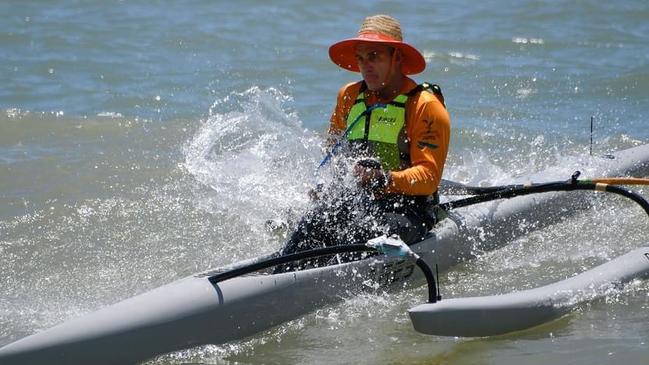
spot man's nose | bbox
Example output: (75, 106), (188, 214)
(358, 60), (372, 70)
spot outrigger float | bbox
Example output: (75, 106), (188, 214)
(409, 246), (649, 337)
(2, 144), (649, 364)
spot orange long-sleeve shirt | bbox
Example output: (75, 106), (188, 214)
(329, 78), (450, 196)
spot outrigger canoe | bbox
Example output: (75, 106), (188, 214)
(1, 144), (649, 364)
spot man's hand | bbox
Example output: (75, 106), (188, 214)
(308, 183), (324, 201)
(353, 159), (387, 190)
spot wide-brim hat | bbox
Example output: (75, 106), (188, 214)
(329, 15), (426, 75)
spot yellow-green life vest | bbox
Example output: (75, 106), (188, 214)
(346, 92), (408, 171)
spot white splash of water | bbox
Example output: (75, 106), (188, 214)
(183, 86), (324, 240)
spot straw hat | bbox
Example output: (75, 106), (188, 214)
(329, 15), (426, 75)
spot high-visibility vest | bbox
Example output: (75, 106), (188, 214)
(345, 82), (445, 170)
(346, 91), (407, 170)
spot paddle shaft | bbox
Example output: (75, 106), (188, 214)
(440, 179), (649, 218)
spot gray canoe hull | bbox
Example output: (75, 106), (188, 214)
(409, 247), (649, 337)
(1, 144), (649, 364)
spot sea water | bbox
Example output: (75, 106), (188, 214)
(1, 1), (648, 364)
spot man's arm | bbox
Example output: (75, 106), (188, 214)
(385, 96), (450, 196)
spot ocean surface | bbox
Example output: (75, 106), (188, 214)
(1, 1), (648, 364)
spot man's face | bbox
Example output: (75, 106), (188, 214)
(354, 43), (399, 92)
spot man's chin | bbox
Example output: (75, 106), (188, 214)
(364, 81), (383, 92)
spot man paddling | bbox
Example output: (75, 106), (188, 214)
(280, 15), (450, 264)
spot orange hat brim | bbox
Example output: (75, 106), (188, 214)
(328, 33), (426, 75)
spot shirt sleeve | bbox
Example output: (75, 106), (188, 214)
(328, 84), (354, 137)
(385, 95), (451, 196)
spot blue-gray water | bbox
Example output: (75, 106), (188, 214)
(1, 1), (648, 364)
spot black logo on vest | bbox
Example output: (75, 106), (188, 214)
(376, 115), (396, 124)
(644, 252), (649, 261)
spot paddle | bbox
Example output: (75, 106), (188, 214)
(438, 171), (649, 214)
(438, 179), (516, 195)
(439, 176), (649, 196)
